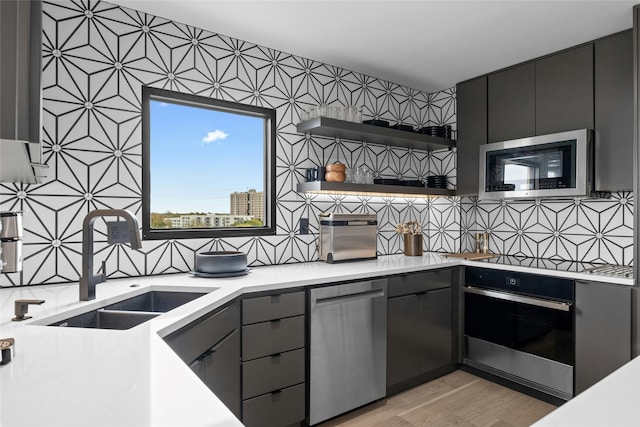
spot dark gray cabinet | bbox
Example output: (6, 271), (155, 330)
(456, 76), (487, 196)
(575, 281), (631, 395)
(387, 269), (455, 395)
(164, 301), (241, 418)
(387, 294), (421, 386)
(594, 30), (633, 191)
(487, 44), (594, 143)
(488, 62), (535, 143)
(535, 44), (594, 135)
(189, 329), (241, 417)
(241, 290), (306, 427)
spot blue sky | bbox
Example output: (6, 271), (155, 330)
(150, 100), (265, 213)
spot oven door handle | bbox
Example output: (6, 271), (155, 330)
(464, 286), (572, 312)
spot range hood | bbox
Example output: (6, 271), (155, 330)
(0, 1), (47, 184)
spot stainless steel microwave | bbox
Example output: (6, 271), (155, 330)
(479, 129), (593, 199)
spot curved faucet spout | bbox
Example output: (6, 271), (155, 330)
(79, 209), (142, 301)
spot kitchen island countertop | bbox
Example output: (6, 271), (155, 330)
(0, 253), (634, 426)
(533, 355), (640, 426)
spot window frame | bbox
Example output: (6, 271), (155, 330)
(141, 86), (277, 240)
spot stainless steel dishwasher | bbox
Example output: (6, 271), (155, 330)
(309, 278), (387, 425)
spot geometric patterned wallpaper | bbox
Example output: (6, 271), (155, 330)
(0, 1), (633, 287)
(0, 0), (457, 287)
(460, 192), (634, 266)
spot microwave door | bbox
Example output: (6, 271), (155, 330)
(502, 155), (540, 191)
(544, 153), (563, 178)
(479, 129), (592, 200)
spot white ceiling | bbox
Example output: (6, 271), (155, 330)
(108, 0), (637, 93)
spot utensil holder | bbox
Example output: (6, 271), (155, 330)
(475, 232), (489, 254)
(403, 234), (423, 256)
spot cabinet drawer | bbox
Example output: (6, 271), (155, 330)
(242, 315), (305, 360)
(243, 348), (305, 399)
(388, 269), (452, 298)
(242, 383), (305, 427)
(242, 291), (305, 325)
(165, 302), (238, 364)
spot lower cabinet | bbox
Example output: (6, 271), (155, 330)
(387, 269), (455, 394)
(164, 301), (241, 418)
(241, 290), (306, 427)
(242, 383), (306, 427)
(575, 280), (631, 394)
(189, 329), (241, 417)
(164, 269), (460, 423)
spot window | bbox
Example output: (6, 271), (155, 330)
(142, 87), (276, 240)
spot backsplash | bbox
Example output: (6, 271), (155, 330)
(0, 0), (456, 287)
(0, 1), (632, 287)
(461, 193), (634, 266)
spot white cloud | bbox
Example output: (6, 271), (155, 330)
(202, 129), (229, 144)
(159, 102), (168, 107)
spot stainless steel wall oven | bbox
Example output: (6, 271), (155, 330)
(463, 267), (574, 400)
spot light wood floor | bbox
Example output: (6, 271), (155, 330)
(319, 370), (557, 427)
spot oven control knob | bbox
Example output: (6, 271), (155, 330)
(507, 277), (519, 287)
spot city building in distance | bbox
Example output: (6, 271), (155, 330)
(152, 189), (265, 229)
(230, 189), (264, 223)
(166, 213), (254, 228)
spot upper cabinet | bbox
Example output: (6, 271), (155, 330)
(0, 0), (46, 184)
(594, 30), (633, 192)
(488, 63), (535, 143)
(456, 76), (487, 196)
(487, 45), (594, 143)
(458, 30), (632, 195)
(535, 44), (594, 135)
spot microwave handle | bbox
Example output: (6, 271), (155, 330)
(464, 286), (572, 312)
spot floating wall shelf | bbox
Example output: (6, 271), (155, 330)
(296, 181), (455, 198)
(296, 117), (456, 151)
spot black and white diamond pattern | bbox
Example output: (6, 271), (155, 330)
(0, 0), (633, 287)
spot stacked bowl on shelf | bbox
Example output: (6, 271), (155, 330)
(416, 125), (452, 139)
(426, 175), (448, 189)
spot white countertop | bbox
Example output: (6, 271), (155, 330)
(533, 356), (640, 427)
(0, 253), (634, 426)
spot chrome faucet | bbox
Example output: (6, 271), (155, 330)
(79, 209), (142, 301)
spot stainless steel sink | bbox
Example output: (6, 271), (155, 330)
(45, 289), (215, 330)
(48, 309), (160, 330)
(103, 291), (209, 312)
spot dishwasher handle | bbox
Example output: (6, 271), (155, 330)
(314, 289), (385, 307)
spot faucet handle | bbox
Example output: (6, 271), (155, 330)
(12, 299), (45, 321)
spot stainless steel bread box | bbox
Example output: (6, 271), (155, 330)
(318, 213), (377, 263)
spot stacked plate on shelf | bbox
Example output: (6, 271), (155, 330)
(417, 125), (452, 139)
(363, 119), (390, 127)
(390, 123), (414, 132)
(426, 175), (448, 189)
